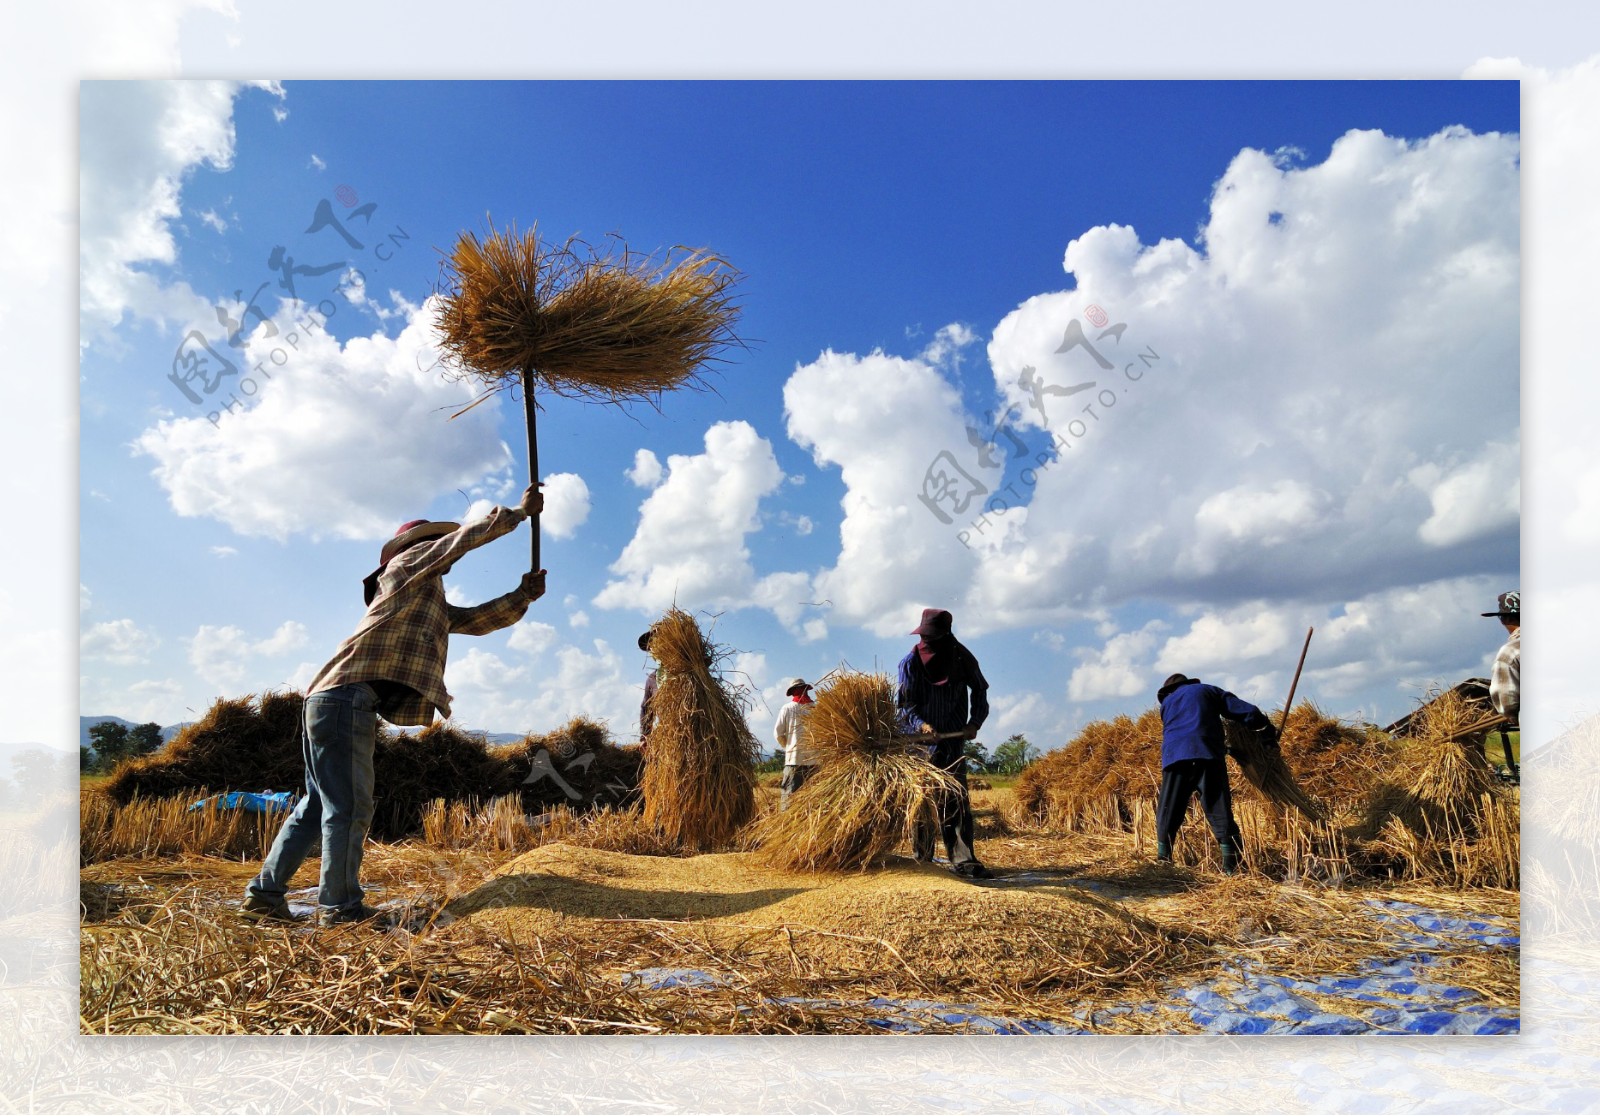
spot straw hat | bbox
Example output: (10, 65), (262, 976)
(784, 677), (812, 696)
(380, 519), (458, 566)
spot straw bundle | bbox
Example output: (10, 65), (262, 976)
(105, 691), (308, 804)
(435, 223), (743, 404)
(1373, 690), (1504, 837)
(1223, 719), (1324, 822)
(638, 609), (760, 852)
(751, 672), (961, 871)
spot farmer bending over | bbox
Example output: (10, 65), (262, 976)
(1154, 673), (1275, 874)
(241, 484), (546, 926)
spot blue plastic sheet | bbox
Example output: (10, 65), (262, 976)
(188, 790), (297, 814)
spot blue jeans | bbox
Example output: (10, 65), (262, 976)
(247, 682), (378, 915)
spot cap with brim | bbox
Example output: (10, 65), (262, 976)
(638, 631), (654, 652)
(911, 608), (953, 637)
(1481, 590), (1520, 618)
(379, 520), (458, 566)
(784, 677), (812, 695)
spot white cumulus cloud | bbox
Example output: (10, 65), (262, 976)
(134, 297), (515, 541)
(81, 619), (160, 665)
(625, 448), (664, 489)
(596, 421), (812, 627)
(540, 472), (591, 539)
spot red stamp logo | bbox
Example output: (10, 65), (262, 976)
(335, 184), (359, 207)
(1085, 304), (1109, 329)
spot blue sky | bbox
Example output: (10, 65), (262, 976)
(80, 79), (1520, 748)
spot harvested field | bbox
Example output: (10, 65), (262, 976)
(80, 782), (1519, 1036)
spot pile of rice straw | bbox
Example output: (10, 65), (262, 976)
(1009, 711), (1162, 831)
(639, 609), (759, 852)
(750, 671), (959, 871)
(102, 693), (641, 841)
(434, 222), (743, 403)
(106, 691), (307, 805)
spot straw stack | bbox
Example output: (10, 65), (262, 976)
(105, 691), (308, 804)
(638, 609), (760, 852)
(1010, 711), (1162, 831)
(751, 671), (960, 871)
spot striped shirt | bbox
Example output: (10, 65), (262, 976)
(1490, 628), (1520, 722)
(306, 505), (532, 725)
(896, 642), (989, 764)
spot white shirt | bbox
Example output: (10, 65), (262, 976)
(774, 699), (816, 766)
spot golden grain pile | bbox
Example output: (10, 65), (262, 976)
(751, 672), (959, 871)
(450, 843), (1191, 996)
(639, 610), (759, 851)
(435, 223), (742, 404)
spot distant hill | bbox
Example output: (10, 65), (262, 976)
(80, 716), (187, 752)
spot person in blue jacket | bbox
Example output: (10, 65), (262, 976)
(1154, 673), (1276, 874)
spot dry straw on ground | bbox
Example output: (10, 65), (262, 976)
(750, 671), (959, 871)
(639, 609), (759, 852)
(434, 223), (743, 405)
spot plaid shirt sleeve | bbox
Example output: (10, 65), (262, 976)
(448, 589), (531, 636)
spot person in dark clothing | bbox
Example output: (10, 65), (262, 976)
(896, 608), (992, 879)
(638, 631), (658, 746)
(1154, 673), (1276, 874)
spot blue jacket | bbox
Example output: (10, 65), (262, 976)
(1158, 680), (1270, 767)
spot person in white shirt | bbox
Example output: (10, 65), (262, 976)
(773, 677), (816, 809)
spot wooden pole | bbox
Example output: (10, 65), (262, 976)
(1279, 627), (1314, 735)
(523, 369), (540, 571)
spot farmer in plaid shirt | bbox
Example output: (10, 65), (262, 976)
(242, 484), (546, 927)
(1483, 591), (1520, 723)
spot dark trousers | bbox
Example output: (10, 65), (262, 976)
(913, 756), (979, 867)
(1156, 758), (1241, 853)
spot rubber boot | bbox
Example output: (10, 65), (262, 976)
(1155, 840), (1172, 863)
(1220, 843), (1240, 875)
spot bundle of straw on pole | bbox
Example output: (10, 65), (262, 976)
(751, 672), (961, 872)
(1223, 719), (1324, 822)
(638, 609), (759, 852)
(435, 224), (743, 404)
(434, 222), (743, 568)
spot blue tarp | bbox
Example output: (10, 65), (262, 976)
(188, 790), (297, 814)
(619, 897), (1519, 1035)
